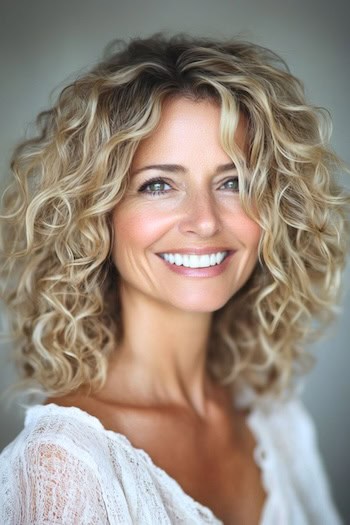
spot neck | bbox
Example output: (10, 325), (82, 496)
(103, 283), (218, 415)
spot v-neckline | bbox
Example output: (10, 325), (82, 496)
(27, 401), (272, 524)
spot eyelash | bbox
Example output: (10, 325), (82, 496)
(137, 176), (239, 196)
(138, 177), (171, 196)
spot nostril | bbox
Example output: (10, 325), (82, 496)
(179, 202), (222, 237)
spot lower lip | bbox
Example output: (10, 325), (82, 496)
(157, 251), (235, 277)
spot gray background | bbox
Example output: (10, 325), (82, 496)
(0, 0), (349, 521)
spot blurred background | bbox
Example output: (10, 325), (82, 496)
(0, 0), (349, 521)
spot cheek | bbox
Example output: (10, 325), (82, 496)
(112, 203), (169, 260)
(246, 220), (261, 249)
(227, 210), (261, 249)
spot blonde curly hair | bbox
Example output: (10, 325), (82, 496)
(1, 33), (349, 398)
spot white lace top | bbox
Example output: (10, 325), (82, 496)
(0, 394), (343, 524)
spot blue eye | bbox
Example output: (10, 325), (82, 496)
(138, 178), (172, 196)
(221, 177), (239, 191)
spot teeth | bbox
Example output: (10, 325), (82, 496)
(189, 255), (197, 268)
(175, 254), (182, 266)
(161, 251), (228, 268)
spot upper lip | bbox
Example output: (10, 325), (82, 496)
(157, 247), (233, 255)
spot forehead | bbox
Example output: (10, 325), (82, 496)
(130, 96), (248, 168)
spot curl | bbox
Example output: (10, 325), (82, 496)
(1, 33), (349, 398)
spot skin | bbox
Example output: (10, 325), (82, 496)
(48, 96), (265, 524)
(106, 96), (261, 413)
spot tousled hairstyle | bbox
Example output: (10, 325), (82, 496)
(1, 33), (349, 398)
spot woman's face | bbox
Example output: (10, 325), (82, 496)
(112, 96), (261, 313)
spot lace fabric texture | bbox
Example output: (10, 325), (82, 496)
(0, 393), (343, 524)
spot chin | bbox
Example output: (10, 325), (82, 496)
(167, 293), (233, 314)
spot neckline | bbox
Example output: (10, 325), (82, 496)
(26, 401), (272, 524)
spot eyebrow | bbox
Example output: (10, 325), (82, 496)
(131, 162), (237, 176)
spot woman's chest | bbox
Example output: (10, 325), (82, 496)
(107, 406), (267, 525)
(153, 423), (266, 524)
(62, 395), (267, 524)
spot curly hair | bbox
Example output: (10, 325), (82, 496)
(1, 32), (349, 398)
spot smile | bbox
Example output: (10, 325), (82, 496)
(158, 251), (229, 269)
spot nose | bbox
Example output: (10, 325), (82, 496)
(178, 189), (222, 238)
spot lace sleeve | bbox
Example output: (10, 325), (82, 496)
(287, 399), (343, 524)
(1, 439), (130, 525)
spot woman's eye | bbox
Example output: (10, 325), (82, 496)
(138, 178), (172, 196)
(221, 177), (239, 192)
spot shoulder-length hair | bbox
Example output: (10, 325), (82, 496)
(1, 33), (349, 398)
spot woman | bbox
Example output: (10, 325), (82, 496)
(0, 33), (348, 524)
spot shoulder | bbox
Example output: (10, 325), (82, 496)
(0, 403), (133, 524)
(20, 403), (106, 457)
(1, 401), (138, 478)
(0, 400), (156, 489)
(253, 390), (316, 433)
(233, 381), (335, 498)
(0, 403), (110, 486)
(247, 390), (343, 524)
(236, 381), (315, 438)
(247, 389), (324, 466)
